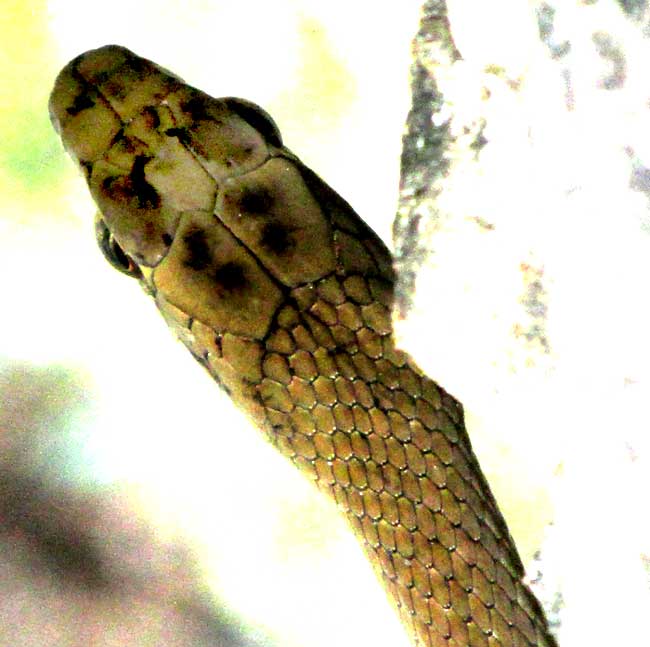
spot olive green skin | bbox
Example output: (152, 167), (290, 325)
(49, 45), (557, 647)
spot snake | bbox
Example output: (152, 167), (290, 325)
(49, 45), (557, 647)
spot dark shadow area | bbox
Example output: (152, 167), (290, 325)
(0, 360), (270, 647)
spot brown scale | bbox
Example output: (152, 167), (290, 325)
(49, 45), (558, 647)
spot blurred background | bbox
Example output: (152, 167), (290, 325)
(1, 1), (422, 645)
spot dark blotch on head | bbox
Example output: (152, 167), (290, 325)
(214, 262), (246, 291)
(165, 127), (191, 145)
(88, 68), (110, 86)
(142, 106), (160, 129)
(161, 233), (173, 247)
(112, 130), (138, 154)
(101, 173), (147, 209)
(180, 94), (211, 121)
(101, 150), (154, 207)
(66, 92), (96, 116)
(129, 55), (150, 79)
(129, 155), (160, 209)
(240, 186), (274, 214)
(182, 228), (212, 271)
(103, 77), (129, 101)
(260, 222), (294, 255)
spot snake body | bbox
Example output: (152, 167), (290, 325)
(49, 46), (556, 647)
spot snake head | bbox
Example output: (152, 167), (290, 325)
(50, 45), (389, 339)
(49, 45), (342, 340)
(49, 45), (283, 270)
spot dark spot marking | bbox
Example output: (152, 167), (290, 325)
(165, 127), (191, 145)
(101, 146), (144, 203)
(98, 59), (148, 100)
(260, 222), (294, 255)
(142, 106), (160, 129)
(240, 186), (274, 213)
(182, 228), (212, 270)
(180, 94), (211, 121)
(107, 80), (129, 100)
(224, 98), (283, 147)
(129, 155), (160, 208)
(88, 69), (110, 86)
(214, 262), (246, 291)
(161, 233), (173, 247)
(252, 390), (266, 405)
(129, 55), (150, 79)
(101, 175), (131, 203)
(66, 92), (95, 116)
(111, 130), (139, 154)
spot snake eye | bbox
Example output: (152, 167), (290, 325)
(95, 217), (142, 279)
(223, 98), (283, 148)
